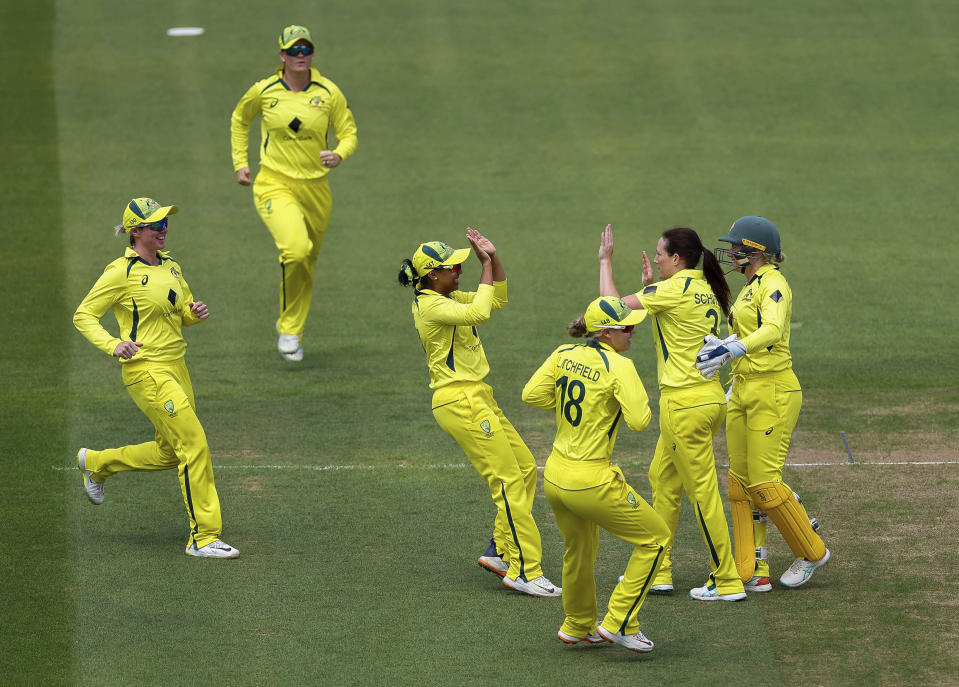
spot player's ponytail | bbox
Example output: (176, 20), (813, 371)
(567, 315), (601, 339)
(662, 227), (731, 319)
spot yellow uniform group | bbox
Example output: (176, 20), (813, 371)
(74, 244), (225, 552)
(639, 270), (745, 596)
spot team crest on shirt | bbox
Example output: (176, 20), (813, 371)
(308, 95), (328, 109)
(164, 400), (177, 417)
(170, 265), (180, 279)
(480, 419), (493, 438)
(626, 492), (638, 508)
(741, 288), (753, 303)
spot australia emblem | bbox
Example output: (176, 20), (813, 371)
(626, 492), (638, 508)
(164, 400), (177, 417)
(480, 419), (493, 438)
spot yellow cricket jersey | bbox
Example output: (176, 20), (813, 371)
(728, 264), (794, 375)
(523, 339), (652, 489)
(231, 66), (358, 180)
(74, 248), (204, 363)
(636, 269), (726, 391)
(412, 281), (508, 390)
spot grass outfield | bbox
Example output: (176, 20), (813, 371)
(3, 1), (958, 685)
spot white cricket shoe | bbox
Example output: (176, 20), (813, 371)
(502, 575), (562, 598)
(745, 576), (773, 592)
(650, 583), (674, 594)
(77, 448), (104, 505)
(779, 548), (830, 588)
(186, 540), (240, 559)
(689, 582), (747, 602)
(596, 626), (654, 653)
(557, 629), (605, 644)
(278, 333), (300, 353)
(280, 345), (304, 362)
(477, 539), (508, 577)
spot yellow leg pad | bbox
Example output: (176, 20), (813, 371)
(748, 481), (826, 562)
(728, 472), (756, 583)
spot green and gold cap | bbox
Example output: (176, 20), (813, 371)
(411, 241), (471, 276)
(279, 25), (313, 49)
(121, 197), (178, 232)
(584, 296), (647, 332)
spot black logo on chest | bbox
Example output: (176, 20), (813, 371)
(168, 289), (177, 307)
(288, 117), (302, 132)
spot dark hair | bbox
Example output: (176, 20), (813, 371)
(397, 259), (431, 289)
(661, 227), (731, 318)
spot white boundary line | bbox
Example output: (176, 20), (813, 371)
(52, 459), (959, 472)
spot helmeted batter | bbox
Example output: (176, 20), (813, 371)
(523, 296), (669, 653)
(398, 229), (561, 598)
(231, 24), (358, 362)
(599, 225), (745, 601)
(697, 215), (830, 589)
(73, 197), (238, 558)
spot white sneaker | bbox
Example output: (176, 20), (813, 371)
(277, 332), (300, 354)
(557, 629), (605, 644)
(650, 583), (674, 594)
(780, 548), (830, 588)
(745, 576), (773, 592)
(77, 448), (104, 505)
(689, 582), (747, 602)
(185, 540), (240, 559)
(280, 345), (304, 362)
(502, 575), (562, 598)
(477, 539), (509, 577)
(596, 626), (654, 653)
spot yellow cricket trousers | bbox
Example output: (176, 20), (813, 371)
(83, 358), (223, 549)
(648, 383), (743, 593)
(726, 368), (803, 576)
(431, 381), (542, 581)
(544, 466), (669, 638)
(253, 167), (333, 338)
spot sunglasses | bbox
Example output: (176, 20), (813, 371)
(433, 264), (462, 275)
(606, 324), (634, 334)
(284, 44), (314, 57)
(138, 218), (168, 231)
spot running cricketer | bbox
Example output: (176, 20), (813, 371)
(231, 24), (358, 362)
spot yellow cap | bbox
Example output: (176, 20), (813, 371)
(121, 198), (178, 232)
(279, 25), (313, 49)
(584, 296), (647, 332)
(411, 241), (471, 277)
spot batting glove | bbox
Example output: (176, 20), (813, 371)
(696, 334), (746, 378)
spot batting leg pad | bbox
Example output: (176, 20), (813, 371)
(747, 481), (826, 562)
(728, 472), (756, 583)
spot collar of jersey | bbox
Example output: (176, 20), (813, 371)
(747, 263), (778, 285)
(124, 247), (169, 264)
(274, 65), (323, 90)
(668, 268), (703, 281)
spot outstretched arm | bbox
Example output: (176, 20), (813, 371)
(598, 224), (642, 309)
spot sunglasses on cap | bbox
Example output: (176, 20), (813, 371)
(284, 44), (314, 57)
(138, 218), (168, 232)
(433, 264), (462, 275)
(606, 324), (634, 334)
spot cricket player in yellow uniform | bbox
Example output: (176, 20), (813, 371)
(231, 25), (358, 362)
(523, 297), (670, 653)
(73, 198), (238, 558)
(398, 229), (560, 598)
(697, 215), (830, 589)
(599, 225), (746, 601)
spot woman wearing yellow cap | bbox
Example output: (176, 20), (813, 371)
(231, 24), (358, 362)
(72, 198), (238, 558)
(398, 228), (561, 598)
(522, 296), (669, 653)
(599, 224), (746, 601)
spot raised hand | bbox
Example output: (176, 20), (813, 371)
(467, 227), (496, 257)
(642, 250), (654, 286)
(598, 224), (614, 262)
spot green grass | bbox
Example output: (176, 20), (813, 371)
(3, 0), (959, 685)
